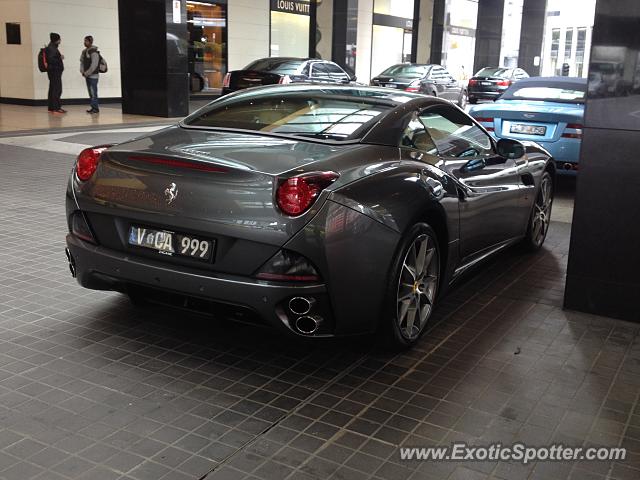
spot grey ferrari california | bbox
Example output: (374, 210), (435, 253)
(65, 84), (555, 348)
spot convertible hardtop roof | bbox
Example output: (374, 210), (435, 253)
(386, 63), (438, 67)
(218, 83), (427, 106)
(248, 56), (312, 63)
(515, 76), (588, 86)
(183, 84), (453, 145)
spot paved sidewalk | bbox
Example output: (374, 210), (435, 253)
(0, 100), (211, 134)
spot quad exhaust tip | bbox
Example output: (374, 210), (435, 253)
(295, 315), (321, 335)
(65, 248), (76, 278)
(288, 296), (314, 316)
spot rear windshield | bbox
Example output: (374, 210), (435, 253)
(502, 84), (586, 103)
(475, 67), (511, 78)
(243, 58), (304, 75)
(184, 94), (392, 140)
(379, 64), (430, 78)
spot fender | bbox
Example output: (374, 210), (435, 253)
(329, 156), (461, 292)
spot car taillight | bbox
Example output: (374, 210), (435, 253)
(405, 79), (420, 93)
(255, 249), (320, 282)
(276, 171), (339, 216)
(279, 75), (292, 84)
(475, 117), (495, 132)
(222, 73), (231, 88)
(76, 146), (110, 181)
(468, 79), (478, 86)
(562, 123), (583, 139)
(497, 80), (512, 87)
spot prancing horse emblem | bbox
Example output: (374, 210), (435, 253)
(164, 182), (178, 205)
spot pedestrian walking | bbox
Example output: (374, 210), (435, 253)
(80, 35), (100, 114)
(45, 32), (65, 114)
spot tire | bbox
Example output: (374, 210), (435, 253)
(457, 90), (468, 109)
(522, 172), (554, 251)
(380, 223), (440, 349)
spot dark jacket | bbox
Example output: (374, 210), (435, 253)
(45, 43), (64, 73)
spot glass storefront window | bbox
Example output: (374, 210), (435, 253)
(374, 0), (415, 18)
(187, 1), (227, 94)
(270, 0), (310, 58)
(576, 27), (587, 77)
(371, 25), (407, 77)
(564, 28), (574, 62)
(500, 0), (524, 68)
(371, 0), (415, 78)
(550, 28), (560, 75)
(443, 0), (478, 80)
(345, 0), (358, 72)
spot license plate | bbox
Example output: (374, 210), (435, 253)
(385, 83), (397, 88)
(481, 81), (492, 86)
(510, 124), (547, 136)
(128, 226), (213, 261)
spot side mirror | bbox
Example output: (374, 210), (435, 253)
(460, 158), (486, 174)
(349, 74), (357, 82)
(496, 138), (525, 159)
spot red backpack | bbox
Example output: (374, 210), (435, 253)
(37, 46), (48, 72)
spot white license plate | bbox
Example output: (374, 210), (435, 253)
(128, 226), (213, 261)
(510, 124), (547, 136)
(385, 83), (398, 88)
(481, 81), (492, 86)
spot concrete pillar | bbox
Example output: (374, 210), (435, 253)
(473, 0), (504, 73)
(416, 0), (435, 64)
(564, 0), (640, 322)
(118, 0), (189, 117)
(430, 0), (445, 64)
(518, 0), (547, 76)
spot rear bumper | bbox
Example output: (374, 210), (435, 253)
(532, 140), (581, 174)
(554, 160), (578, 175)
(491, 133), (581, 175)
(65, 234), (333, 336)
(468, 90), (503, 99)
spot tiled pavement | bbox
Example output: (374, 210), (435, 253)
(0, 132), (639, 480)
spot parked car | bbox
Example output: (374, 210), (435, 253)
(467, 67), (529, 103)
(370, 63), (468, 107)
(469, 76), (586, 175)
(221, 57), (356, 95)
(65, 84), (554, 349)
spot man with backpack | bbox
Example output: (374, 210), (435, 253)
(80, 35), (101, 114)
(44, 32), (65, 114)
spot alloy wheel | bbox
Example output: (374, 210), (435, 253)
(396, 234), (439, 340)
(532, 175), (553, 246)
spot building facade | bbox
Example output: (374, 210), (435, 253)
(540, 0), (596, 77)
(0, 0), (576, 114)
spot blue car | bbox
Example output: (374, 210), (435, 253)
(469, 76), (586, 175)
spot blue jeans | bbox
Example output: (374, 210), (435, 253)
(86, 77), (99, 111)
